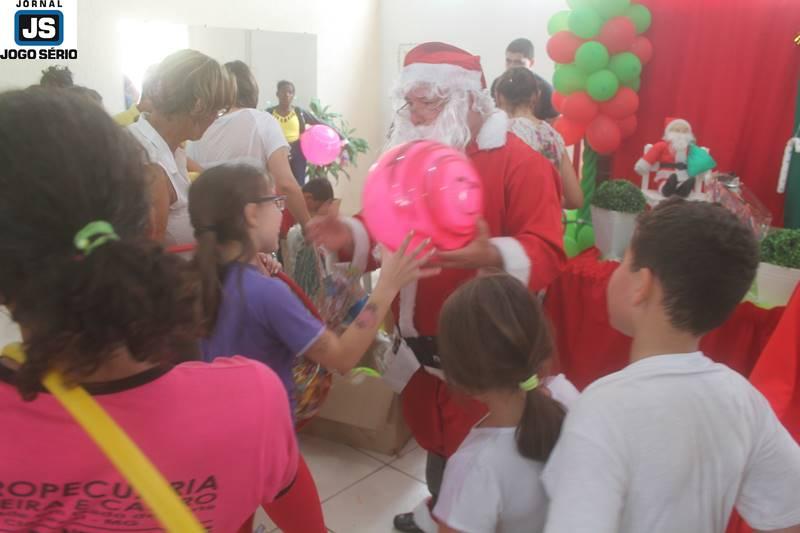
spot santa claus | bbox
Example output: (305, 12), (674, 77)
(307, 42), (565, 532)
(635, 118), (697, 198)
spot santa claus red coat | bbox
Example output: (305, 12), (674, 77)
(343, 43), (566, 458)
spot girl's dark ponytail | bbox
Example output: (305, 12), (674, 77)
(517, 387), (566, 461)
(193, 229), (223, 335)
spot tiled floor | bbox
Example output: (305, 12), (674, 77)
(254, 434), (429, 533)
(1, 311), (429, 533)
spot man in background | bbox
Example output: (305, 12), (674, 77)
(491, 38), (559, 124)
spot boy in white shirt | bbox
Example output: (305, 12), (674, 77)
(542, 198), (800, 533)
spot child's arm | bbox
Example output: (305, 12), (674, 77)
(304, 238), (440, 374)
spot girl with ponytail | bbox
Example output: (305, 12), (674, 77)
(432, 273), (579, 533)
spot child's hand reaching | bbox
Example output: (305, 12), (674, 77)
(257, 253), (282, 276)
(375, 233), (442, 294)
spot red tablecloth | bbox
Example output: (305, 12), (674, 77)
(544, 248), (786, 390)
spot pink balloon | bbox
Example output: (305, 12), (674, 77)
(586, 115), (622, 154)
(562, 91), (599, 123)
(598, 87), (639, 119)
(554, 116), (587, 146)
(616, 114), (638, 138)
(597, 17), (637, 55)
(629, 35), (653, 65)
(300, 125), (343, 165)
(546, 31), (585, 64)
(362, 141), (484, 252)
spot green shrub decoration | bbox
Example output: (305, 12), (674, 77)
(760, 228), (800, 269)
(591, 179), (647, 214)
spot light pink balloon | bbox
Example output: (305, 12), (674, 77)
(362, 141), (484, 252)
(300, 125), (343, 165)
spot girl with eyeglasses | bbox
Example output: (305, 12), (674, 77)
(189, 164), (439, 410)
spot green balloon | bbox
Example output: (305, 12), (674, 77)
(577, 225), (596, 251)
(564, 209), (579, 223)
(575, 41), (610, 73)
(586, 69), (620, 101)
(548, 11), (571, 35)
(565, 221), (578, 240)
(590, 0), (631, 19)
(553, 65), (587, 95)
(623, 76), (641, 92)
(609, 52), (642, 83)
(625, 4), (652, 33)
(568, 8), (604, 39)
(564, 236), (580, 258)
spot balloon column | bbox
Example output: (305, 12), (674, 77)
(547, 0), (653, 155)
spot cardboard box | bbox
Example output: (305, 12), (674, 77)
(302, 373), (412, 456)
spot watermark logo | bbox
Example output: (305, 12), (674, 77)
(1, 1), (77, 60)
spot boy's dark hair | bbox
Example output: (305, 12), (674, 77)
(0, 89), (198, 400)
(225, 60), (259, 109)
(507, 38), (534, 60)
(302, 178), (334, 203)
(438, 273), (565, 462)
(189, 164), (273, 335)
(40, 65), (74, 88)
(495, 67), (540, 109)
(630, 198), (760, 336)
(66, 85), (103, 106)
(277, 80), (295, 93)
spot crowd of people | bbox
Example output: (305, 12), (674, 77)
(0, 37), (798, 533)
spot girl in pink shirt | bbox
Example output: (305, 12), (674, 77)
(0, 89), (313, 533)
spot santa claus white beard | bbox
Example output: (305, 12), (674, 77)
(664, 131), (695, 162)
(387, 93), (473, 151)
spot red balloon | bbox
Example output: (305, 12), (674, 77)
(598, 87), (639, 119)
(629, 36), (653, 65)
(562, 91), (599, 123)
(586, 115), (622, 154)
(552, 91), (567, 113)
(546, 31), (585, 64)
(616, 114), (638, 138)
(596, 17), (637, 55)
(554, 116), (586, 146)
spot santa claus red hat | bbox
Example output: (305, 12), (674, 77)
(398, 42), (487, 93)
(664, 117), (692, 133)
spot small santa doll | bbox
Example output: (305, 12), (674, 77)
(635, 118), (698, 198)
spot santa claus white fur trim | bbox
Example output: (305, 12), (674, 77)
(476, 110), (510, 151)
(490, 237), (532, 286)
(342, 217), (370, 272)
(397, 62), (484, 95)
(412, 498), (438, 533)
(399, 281), (419, 337)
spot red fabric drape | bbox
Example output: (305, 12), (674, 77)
(612, 0), (800, 224)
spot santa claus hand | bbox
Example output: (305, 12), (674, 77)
(634, 158), (651, 175)
(375, 234), (442, 293)
(306, 212), (353, 254)
(434, 220), (503, 270)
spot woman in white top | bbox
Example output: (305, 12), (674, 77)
(496, 68), (584, 210)
(187, 61), (311, 229)
(128, 49), (233, 247)
(431, 273), (578, 533)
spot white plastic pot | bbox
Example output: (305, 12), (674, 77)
(754, 262), (800, 307)
(591, 206), (639, 261)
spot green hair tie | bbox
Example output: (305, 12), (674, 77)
(350, 367), (382, 379)
(519, 374), (540, 392)
(74, 221), (120, 256)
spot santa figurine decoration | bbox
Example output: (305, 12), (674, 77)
(635, 118), (716, 198)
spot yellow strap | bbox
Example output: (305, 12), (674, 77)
(1, 343), (205, 533)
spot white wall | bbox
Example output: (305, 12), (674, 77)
(0, 0), (381, 214)
(379, 0), (567, 132)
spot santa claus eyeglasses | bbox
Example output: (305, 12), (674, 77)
(396, 97), (450, 117)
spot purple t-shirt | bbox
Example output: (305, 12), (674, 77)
(201, 263), (325, 404)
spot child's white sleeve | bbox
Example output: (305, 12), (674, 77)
(736, 393), (800, 530)
(433, 455), (500, 533)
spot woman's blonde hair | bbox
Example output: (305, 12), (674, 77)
(151, 49), (235, 117)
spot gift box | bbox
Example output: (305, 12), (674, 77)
(708, 173), (772, 241)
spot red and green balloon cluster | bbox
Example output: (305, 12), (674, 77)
(547, 0), (652, 154)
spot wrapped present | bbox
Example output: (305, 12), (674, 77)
(708, 173), (772, 241)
